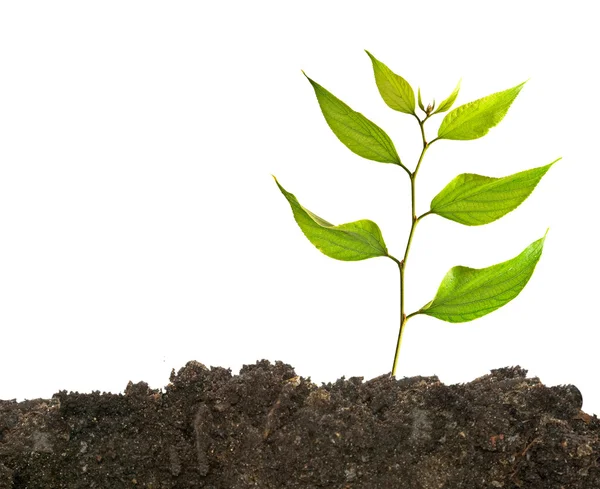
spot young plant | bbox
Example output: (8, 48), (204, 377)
(274, 51), (559, 376)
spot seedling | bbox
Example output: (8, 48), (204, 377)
(274, 51), (559, 376)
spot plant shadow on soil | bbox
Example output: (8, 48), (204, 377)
(1, 360), (598, 488)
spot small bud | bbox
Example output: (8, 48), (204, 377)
(425, 99), (436, 115)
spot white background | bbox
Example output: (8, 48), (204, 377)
(1, 2), (598, 415)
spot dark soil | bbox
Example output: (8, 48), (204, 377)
(1, 361), (598, 488)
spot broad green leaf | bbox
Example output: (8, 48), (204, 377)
(433, 79), (461, 114)
(365, 50), (415, 115)
(437, 81), (526, 140)
(274, 177), (388, 261)
(418, 232), (547, 323)
(430, 159), (559, 225)
(418, 87), (425, 112)
(304, 73), (401, 165)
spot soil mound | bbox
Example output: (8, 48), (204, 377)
(1, 361), (598, 488)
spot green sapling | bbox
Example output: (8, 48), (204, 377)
(274, 50), (559, 376)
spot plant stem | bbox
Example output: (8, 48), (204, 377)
(389, 115), (433, 377)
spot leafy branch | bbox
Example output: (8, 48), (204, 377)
(275, 51), (559, 377)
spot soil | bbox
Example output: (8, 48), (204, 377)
(0, 360), (598, 488)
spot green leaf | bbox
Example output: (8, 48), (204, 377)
(437, 81), (526, 140)
(418, 87), (425, 112)
(430, 159), (559, 225)
(418, 232), (547, 323)
(365, 50), (415, 115)
(274, 176), (388, 261)
(433, 79), (461, 114)
(304, 72), (401, 165)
